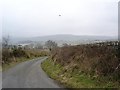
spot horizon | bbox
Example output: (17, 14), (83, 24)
(3, 34), (118, 39)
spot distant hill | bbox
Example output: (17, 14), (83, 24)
(10, 34), (117, 45)
(32, 34), (117, 41)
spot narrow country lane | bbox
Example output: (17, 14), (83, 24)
(2, 57), (61, 88)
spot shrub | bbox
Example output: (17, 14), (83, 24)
(51, 41), (120, 82)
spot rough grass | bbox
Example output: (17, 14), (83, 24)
(42, 58), (119, 88)
(51, 41), (120, 82)
(42, 41), (120, 88)
(41, 58), (63, 79)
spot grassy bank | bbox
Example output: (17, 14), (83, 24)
(2, 47), (49, 71)
(41, 58), (119, 88)
(44, 41), (120, 88)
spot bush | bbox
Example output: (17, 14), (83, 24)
(2, 46), (49, 64)
(51, 41), (120, 82)
(2, 48), (13, 64)
(13, 47), (26, 57)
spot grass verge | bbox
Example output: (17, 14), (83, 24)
(41, 58), (119, 88)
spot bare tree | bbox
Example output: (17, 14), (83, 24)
(35, 43), (43, 50)
(63, 43), (69, 47)
(2, 35), (10, 48)
(45, 40), (57, 50)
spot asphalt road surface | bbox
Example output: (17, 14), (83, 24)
(2, 57), (61, 88)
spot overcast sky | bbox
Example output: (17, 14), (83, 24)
(2, 0), (119, 37)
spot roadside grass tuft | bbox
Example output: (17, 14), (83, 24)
(41, 58), (63, 80)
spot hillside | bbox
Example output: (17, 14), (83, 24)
(10, 34), (117, 45)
